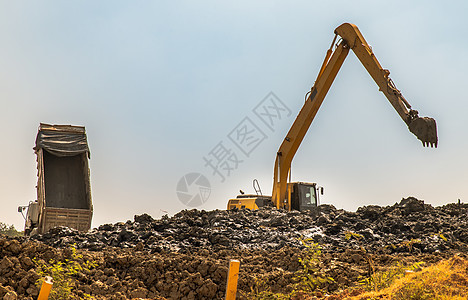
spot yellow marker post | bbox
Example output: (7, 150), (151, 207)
(37, 276), (53, 300)
(225, 259), (240, 300)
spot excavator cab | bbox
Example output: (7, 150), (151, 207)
(289, 182), (321, 211)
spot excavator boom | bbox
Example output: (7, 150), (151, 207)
(272, 23), (438, 210)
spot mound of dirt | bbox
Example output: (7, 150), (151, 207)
(32, 197), (468, 255)
(1, 197), (467, 299)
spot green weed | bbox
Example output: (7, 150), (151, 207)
(359, 261), (423, 292)
(0, 223), (23, 237)
(247, 238), (333, 299)
(34, 244), (97, 299)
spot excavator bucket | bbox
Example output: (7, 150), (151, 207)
(408, 117), (438, 147)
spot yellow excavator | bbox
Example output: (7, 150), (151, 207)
(227, 23), (438, 211)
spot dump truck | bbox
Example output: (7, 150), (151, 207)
(228, 23), (438, 211)
(19, 123), (93, 235)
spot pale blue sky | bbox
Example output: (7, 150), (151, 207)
(1, 1), (467, 230)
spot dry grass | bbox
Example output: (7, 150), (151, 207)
(354, 255), (468, 300)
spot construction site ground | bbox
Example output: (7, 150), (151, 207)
(1, 197), (467, 299)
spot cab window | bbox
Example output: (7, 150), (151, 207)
(300, 185), (317, 206)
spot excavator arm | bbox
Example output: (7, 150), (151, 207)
(335, 24), (438, 146)
(272, 23), (438, 210)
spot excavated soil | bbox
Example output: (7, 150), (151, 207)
(1, 197), (467, 299)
